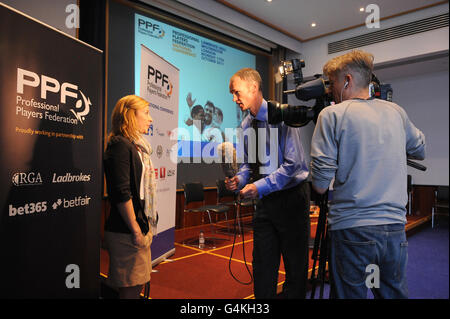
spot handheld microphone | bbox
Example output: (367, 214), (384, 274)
(218, 142), (238, 178)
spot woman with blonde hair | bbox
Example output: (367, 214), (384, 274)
(103, 94), (157, 299)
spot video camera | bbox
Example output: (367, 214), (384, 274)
(269, 58), (425, 173)
(268, 58), (392, 127)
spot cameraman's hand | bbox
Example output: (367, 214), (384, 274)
(225, 176), (239, 191)
(132, 231), (146, 248)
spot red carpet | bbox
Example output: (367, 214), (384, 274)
(100, 213), (430, 299)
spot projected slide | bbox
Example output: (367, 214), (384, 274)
(134, 13), (255, 155)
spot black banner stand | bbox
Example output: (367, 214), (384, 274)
(0, 3), (103, 298)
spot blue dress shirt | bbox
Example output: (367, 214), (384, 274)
(236, 99), (309, 198)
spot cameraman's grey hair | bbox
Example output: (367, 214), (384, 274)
(323, 50), (374, 88)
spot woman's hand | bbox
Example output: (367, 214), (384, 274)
(116, 200), (147, 248)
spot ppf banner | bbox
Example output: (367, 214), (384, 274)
(140, 45), (178, 262)
(0, 4), (103, 298)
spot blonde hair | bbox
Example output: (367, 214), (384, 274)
(323, 50), (374, 88)
(230, 67), (263, 92)
(108, 95), (149, 142)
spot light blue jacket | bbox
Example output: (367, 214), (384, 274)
(311, 98), (425, 230)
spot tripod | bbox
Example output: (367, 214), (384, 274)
(309, 190), (333, 299)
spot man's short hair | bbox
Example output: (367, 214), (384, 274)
(323, 50), (374, 88)
(231, 68), (263, 92)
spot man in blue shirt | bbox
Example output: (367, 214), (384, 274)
(225, 68), (310, 298)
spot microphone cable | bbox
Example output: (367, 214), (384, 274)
(228, 196), (253, 285)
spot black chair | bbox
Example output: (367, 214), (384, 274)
(216, 179), (235, 206)
(432, 186), (449, 228)
(183, 182), (230, 248)
(215, 179), (235, 235)
(216, 179), (255, 234)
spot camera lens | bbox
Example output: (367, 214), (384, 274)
(268, 100), (315, 127)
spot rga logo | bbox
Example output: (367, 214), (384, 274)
(12, 172), (43, 186)
(138, 18), (165, 39)
(17, 68), (92, 124)
(147, 65), (174, 99)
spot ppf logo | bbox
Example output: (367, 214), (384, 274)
(147, 65), (174, 98)
(138, 18), (165, 39)
(17, 68), (92, 124)
(12, 172), (43, 186)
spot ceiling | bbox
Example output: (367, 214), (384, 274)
(211, 0), (449, 80)
(217, 0), (447, 41)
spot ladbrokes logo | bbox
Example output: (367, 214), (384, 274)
(52, 172), (91, 183)
(146, 65), (174, 100)
(138, 18), (165, 39)
(16, 67), (92, 125)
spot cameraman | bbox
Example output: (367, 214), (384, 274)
(226, 68), (310, 299)
(310, 50), (425, 298)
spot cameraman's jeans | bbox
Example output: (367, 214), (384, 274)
(329, 223), (408, 299)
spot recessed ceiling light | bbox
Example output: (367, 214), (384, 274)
(267, 0), (272, 2)
(359, 7), (365, 12)
(311, 22), (316, 27)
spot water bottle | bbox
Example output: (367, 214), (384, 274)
(198, 230), (205, 249)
